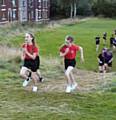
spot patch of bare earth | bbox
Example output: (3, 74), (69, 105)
(25, 69), (115, 93)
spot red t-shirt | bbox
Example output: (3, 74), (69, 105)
(60, 44), (80, 59)
(22, 44), (38, 60)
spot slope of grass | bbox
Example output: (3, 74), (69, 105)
(1, 18), (115, 71)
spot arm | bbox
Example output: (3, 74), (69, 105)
(108, 58), (113, 63)
(97, 58), (102, 63)
(60, 48), (69, 57)
(24, 48), (37, 60)
(79, 46), (84, 62)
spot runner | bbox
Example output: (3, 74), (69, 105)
(103, 32), (107, 46)
(104, 49), (113, 72)
(20, 33), (43, 92)
(113, 37), (116, 50)
(98, 49), (105, 73)
(98, 48), (113, 73)
(60, 35), (84, 93)
(95, 35), (100, 52)
(109, 34), (114, 48)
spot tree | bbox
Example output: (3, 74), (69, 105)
(61, 0), (79, 18)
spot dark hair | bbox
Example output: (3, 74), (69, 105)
(28, 33), (35, 46)
(65, 35), (74, 43)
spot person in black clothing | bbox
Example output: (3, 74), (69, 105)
(114, 29), (116, 35)
(98, 51), (105, 73)
(103, 32), (107, 46)
(104, 49), (113, 72)
(113, 37), (116, 50)
(109, 34), (114, 48)
(98, 48), (113, 73)
(95, 35), (100, 52)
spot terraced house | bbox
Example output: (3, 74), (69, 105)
(0, 0), (50, 23)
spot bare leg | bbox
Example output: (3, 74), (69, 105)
(20, 67), (32, 87)
(31, 72), (38, 86)
(96, 45), (99, 52)
(31, 72), (39, 92)
(65, 72), (72, 86)
(69, 71), (76, 84)
(37, 69), (42, 78)
(36, 69), (44, 82)
(65, 66), (73, 93)
(20, 67), (30, 80)
(69, 71), (79, 90)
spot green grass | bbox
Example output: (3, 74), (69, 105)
(1, 18), (115, 71)
(0, 18), (116, 120)
(0, 78), (116, 120)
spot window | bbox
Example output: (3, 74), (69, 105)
(11, 0), (16, 7)
(29, 10), (34, 20)
(38, 10), (41, 19)
(28, 0), (33, 8)
(38, 0), (41, 8)
(12, 9), (17, 20)
(31, 11), (34, 19)
(43, 0), (48, 8)
(22, 1), (26, 7)
(42, 9), (48, 19)
(1, 12), (7, 20)
(0, 0), (5, 5)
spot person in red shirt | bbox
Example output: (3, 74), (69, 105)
(60, 35), (84, 93)
(20, 33), (43, 92)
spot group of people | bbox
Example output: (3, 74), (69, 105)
(20, 33), (84, 93)
(19, 31), (114, 93)
(95, 30), (116, 52)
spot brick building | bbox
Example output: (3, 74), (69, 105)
(0, 0), (50, 23)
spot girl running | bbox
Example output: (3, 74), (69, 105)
(20, 33), (43, 92)
(103, 32), (107, 46)
(59, 35), (84, 93)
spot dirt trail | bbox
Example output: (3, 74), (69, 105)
(25, 69), (115, 93)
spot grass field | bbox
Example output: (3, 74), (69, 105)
(0, 18), (116, 71)
(0, 18), (116, 120)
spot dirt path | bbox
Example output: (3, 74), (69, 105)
(25, 69), (115, 93)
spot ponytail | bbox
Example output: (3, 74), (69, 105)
(29, 33), (35, 46)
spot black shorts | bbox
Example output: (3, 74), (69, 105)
(96, 40), (100, 45)
(64, 59), (76, 70)
(24, 56), (40, 72)
(35, 56), (40, 69)
(103, 36), (106, 40)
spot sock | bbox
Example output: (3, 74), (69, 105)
(27, 72), (31, 81)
